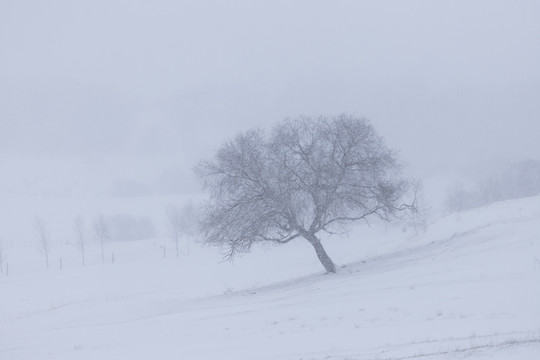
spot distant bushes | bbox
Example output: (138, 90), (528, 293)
(445, 159), (540, 213)
(108, 214), (156, 241)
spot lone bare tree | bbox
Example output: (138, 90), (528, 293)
(165, 204), (182, 257)
(74, 216), (86, 266)
(93, 214), (109, 262)
(0, 237), (5, 273)
(165, 203), (199, 256)
(33, 216), (52, 268)
(196, 115), (412, 273)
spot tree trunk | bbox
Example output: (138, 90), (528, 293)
(304, 233), (336, 273)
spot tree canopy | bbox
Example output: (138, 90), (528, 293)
(197, 115), (412, 273)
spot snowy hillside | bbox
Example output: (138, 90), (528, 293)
(1, 195), (540, 359)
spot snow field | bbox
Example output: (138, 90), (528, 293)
(1, 195), (540, 359)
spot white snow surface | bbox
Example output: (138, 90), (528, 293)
(1, 195), (540, 359)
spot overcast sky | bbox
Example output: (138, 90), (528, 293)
(1, 0), (539, 196)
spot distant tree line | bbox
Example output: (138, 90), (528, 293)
(11, 205), (200, 270)
(445, 159), (540, 213)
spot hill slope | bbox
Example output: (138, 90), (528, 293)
(2, 196), (540, 359)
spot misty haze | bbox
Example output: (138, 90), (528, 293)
(1, 1), (539, 359)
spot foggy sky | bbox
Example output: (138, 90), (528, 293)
(1, 0), (539, 196)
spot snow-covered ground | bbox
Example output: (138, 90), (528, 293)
(1, 195), (540, 359)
